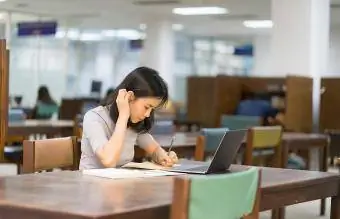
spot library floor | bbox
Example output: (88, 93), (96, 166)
(260, 198), (331, 219)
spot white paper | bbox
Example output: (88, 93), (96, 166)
(82, 168), (183, 179)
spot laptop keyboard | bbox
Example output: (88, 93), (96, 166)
(186, 166), (208, 171)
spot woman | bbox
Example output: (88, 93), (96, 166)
(32, 85), (58, 119)
(80, 67), (178, 170)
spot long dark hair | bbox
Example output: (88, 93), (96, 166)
(37, 85), (56, 105)
(104, 66), (168, 133)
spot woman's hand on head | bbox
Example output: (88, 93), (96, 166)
(116, 89), (133, 119)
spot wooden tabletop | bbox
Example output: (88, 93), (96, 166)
(8, 120), (74, 128)
(0, 165), (338, 219)
(8, 119), (74, 136)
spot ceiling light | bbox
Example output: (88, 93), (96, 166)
(116, 29), (142, 40)
(102, 30), (116, 37)
(67, 29), (80, 40)
(243, 20), (273, 28)
(172, 7), (227, 15)
(80, 33), (102, 41)
(0, 0), (7, 2)
(172, 23), (184, 31)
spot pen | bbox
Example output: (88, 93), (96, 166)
(167, 136), (175, 154)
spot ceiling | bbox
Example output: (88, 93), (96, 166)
(0, 0), (339, 37)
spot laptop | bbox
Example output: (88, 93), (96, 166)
(167, 129), (246, 174)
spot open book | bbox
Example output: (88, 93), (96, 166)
(83, 167), (183, 179)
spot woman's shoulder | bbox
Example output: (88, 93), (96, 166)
(83, 106), (111, 122)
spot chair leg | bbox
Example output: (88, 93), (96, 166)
(272, 208), (285, 219)
(320, 199), (326, 216)
(16, 162), (21, 174)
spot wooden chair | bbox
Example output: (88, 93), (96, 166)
(194, 128), (229, 161)
(171, 167), (261, 219)
(23, 136), (80, 173)
(244, 126), (283, 168)
(4, 108), (27, 174)
(73, 114), (83, 139)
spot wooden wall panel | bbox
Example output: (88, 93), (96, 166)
(285, 76), (313, 132)
(240, 77), (286, 93)
(0, 40), (8, 161)
(214, 75), (242, 126)
(187, 76), (217, 127)
(320, 78), (340, 131)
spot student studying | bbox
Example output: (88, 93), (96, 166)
(79, 67), (178, 170)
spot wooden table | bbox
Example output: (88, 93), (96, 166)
(8, 120), (74, 137)
(0, 166), (338, 219)
(148, 132), (330, 219)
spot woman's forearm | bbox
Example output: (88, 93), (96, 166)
(96, 115), (129, 167)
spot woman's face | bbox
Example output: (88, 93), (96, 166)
(129, 97), (162, 123)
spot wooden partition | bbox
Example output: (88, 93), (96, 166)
(59, 97), (100, 120)
(240, 77), (286, 93)
(320, 78), (340, 131)
(214, 76), (242, 126)
(0, 40), (9, 161)
(187, 76), (241, 127)
(187, 75), (314, 132)
(187, 77), (216, 127)
(285, 76), (313, 132)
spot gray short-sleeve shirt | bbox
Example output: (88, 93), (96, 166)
(79, 106), (154, 170)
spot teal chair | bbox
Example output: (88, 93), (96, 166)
(171, 167), (260, 219)
(221, 115), (262, 130)
(195, 128), (229, 161)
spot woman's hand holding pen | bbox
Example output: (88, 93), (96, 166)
(153, 147), (178, 167)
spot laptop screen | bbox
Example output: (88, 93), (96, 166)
(207, 130), (246, 173)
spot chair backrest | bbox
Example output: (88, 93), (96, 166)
(245, 126), (283, 167)
(236, 99), (271, 117)
(171, 167), (261, 219)
(195, 128), (229, 161)
(221, 115), (261, 130)
(201, 128), (229, 152)
(23, 136), (79, 173)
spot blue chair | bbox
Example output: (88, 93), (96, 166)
(195, 128), (229, 161)
(220, 115), (261, 130)
(9, 109), (25, 121)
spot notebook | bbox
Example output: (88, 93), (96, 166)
(82, 167), (183, 179)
